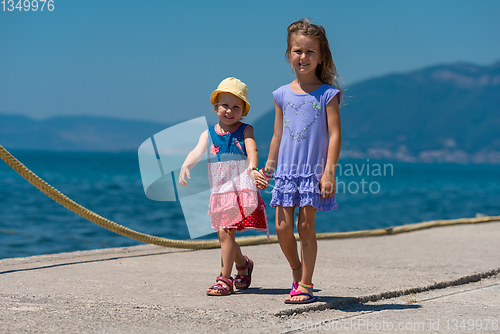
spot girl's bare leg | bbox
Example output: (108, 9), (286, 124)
(207, 228), (239, 293)
(275, 206), (303, 301)
(292, 205), (317, 301)
(234, 242), (248, 276)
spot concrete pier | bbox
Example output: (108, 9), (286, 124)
(1, 222), (499, 333)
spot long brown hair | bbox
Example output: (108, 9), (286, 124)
(285, 18), (343, 100)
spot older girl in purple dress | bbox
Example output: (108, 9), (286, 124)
(261, 18), (343, 304)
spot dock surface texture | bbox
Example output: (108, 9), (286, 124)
(1, 222), (499, 333)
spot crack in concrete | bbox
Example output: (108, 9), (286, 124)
(275, 268), (500, 317)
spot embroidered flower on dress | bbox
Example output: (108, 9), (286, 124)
(232, 138), (245, 155)
(210, 144), (220, 156)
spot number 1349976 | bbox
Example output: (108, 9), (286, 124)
(2, 0), (54, 11)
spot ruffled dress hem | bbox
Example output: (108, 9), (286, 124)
(270, 174), (338, 212)
(210, 190), (268, 234)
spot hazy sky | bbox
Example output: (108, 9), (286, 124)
(1, 0), (499, 125)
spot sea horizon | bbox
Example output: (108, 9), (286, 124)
(1, 150), (499, 260)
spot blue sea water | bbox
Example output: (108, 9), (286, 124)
(1, 150), (499, 260)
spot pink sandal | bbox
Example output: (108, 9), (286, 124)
(234, 255), (254, 290)
(206, 276), (234, 296)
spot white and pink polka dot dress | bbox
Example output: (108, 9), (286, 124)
(207, 123), (268, 235)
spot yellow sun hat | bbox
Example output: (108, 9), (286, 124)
(210, 77), (251, 116)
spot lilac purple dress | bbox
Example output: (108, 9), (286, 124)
(271, 84), (341, 211)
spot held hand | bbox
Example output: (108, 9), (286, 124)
(319, 173), (336, 198)
(179, 166), (190, 187)
(252, 170), (269, 190)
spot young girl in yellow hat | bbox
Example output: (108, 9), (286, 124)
(179, 77), (269, 296)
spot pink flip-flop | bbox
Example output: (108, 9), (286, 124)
(284, 290), (318, 304)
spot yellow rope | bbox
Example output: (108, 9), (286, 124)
(1, 144), (498, 249)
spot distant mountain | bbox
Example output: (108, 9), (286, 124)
(0, 114), (169, 152)
(2, 61), (499, 163)
(253, 61), (500, 164)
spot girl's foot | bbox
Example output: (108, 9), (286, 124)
(290, 283), (314, 302)
(284, 282), (299, 302)
(237, 266), (248, 276)
(234, 255), (253, 289)
(284, 262), (302, 301)
(285, 282), (318, 304)
(206, 276), (234, 296)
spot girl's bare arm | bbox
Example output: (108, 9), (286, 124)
(244, 126), (267, 189)
(264, 100), (283, 173)
(320, 96), (341, 197)
(244, 126), (259, 169)
(179, 130), (208, 187)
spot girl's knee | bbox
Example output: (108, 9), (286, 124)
(297, 221), (316, 237)
(218, 229), (235, 243)
(275, 220), (294, 234)
(275, 207), (295, 233)
(297, 220), (314, 229)
(297, 206), (316, 233)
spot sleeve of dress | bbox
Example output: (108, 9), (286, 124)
(324, 86), (341, 106)
(272, 86), (284, 108)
